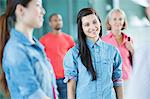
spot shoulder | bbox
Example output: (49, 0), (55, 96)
(101, 40), (119, 57)
(122, 32), (129, 37)
(65, 44), (79, 58)
(101, 40), (116, 50)
(62, 33), (73, 39)
(40, 32), (51, 41)
(102, 34), (109, 38)
(102, 33), (112, 42)
(122, 32), (134, 42)
(5, 38), (26, 53)
(67, 44), (79, 53)
(122, 32), (133, 39)
(3, 39), (28, 66)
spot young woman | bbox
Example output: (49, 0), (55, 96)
(0, 0), (58, 99)
(102, 9), (134, 87)
(63, 8), (124, 99)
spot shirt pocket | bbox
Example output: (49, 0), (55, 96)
(101, 59), (113, 77)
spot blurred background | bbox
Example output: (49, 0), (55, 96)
(0, 0), (150, 98)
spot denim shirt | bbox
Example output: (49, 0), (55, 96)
(63, 38), (123, 99)
(2, 29), (57, 99)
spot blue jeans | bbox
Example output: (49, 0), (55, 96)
(56, 78), (67, 99)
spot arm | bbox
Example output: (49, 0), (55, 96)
(114, 86), (124, 99)
(112, 48), (124, 99)
(63, 48), (78, 99)
(67, 79), (76, 99)
(6, 47), (50, 99)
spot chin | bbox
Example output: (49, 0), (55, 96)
(36, 23), (43, 28)
(90, 35), (98, 38)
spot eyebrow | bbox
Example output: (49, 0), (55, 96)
(83, 18), (97, 23)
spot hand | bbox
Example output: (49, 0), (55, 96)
(125, 40), (134, 55)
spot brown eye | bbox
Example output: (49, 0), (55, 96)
(113, 18), (117, 21)
(84, 23), (89, 27)
(93, 20), (97, 24)
(119, 18), (123, 21)
(36, 3), (43, 9)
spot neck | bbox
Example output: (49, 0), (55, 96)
(52, 29), (61, 35)
(88, 36), (99, 43)
(111, 29), (122, 38)
(15, 23), (34, 43)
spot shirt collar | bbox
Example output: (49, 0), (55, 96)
(86, 38), (102, 48)
(108, 32), (128, 44)
(10, 28), (39, 46)
(107, 32), (114, 38)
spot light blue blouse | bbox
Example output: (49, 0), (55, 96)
(63, 39), (123, 99)
(2, 29), (58, 99)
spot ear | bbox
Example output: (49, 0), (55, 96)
(15, 4), (26, 18)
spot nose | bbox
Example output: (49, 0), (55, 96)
(41, 7), (46, 15)
(89, 25), (96, 32)
(116, 19), (121, 23)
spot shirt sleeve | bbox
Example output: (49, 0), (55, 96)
(39, 37), (46, 48)
(68, 36), (75, 49)
(112, 48), (123, 87)
(5, 46), (48, 99)
(64, 34), (75, 50)
(63, 48), (78, 83)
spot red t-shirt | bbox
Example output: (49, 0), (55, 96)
(40, 32), (75, 79)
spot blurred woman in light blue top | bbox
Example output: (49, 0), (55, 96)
(63, 8), (124, 99)
(0, 0), (58, 99)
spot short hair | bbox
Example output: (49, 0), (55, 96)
(49, 13), (60, 22)
(106, 8), (128, 30)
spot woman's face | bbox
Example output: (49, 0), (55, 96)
(109, 11), (125, 31)
(82, 14), (101, 40)
(21, 0), (45, 28)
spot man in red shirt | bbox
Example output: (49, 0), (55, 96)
(40, 13), (75, 99)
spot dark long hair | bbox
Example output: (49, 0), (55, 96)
(77, 8), (102, 80)
(0, 0), (32, 95)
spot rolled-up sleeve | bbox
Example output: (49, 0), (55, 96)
(112, 49), (123, 86)
(63, 48), (78, 83)
(8, 48), (48, 99)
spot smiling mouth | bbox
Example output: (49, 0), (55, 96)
(92, 32), (97, 35)
(88, 30), (98, 35)
(89, 27), (99, 33)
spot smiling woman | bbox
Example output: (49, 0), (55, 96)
(0, 0), (58, 99)
(81, 14), (101, 42)
(102, 9), (134, 95)
(63, 8), (124, 99)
